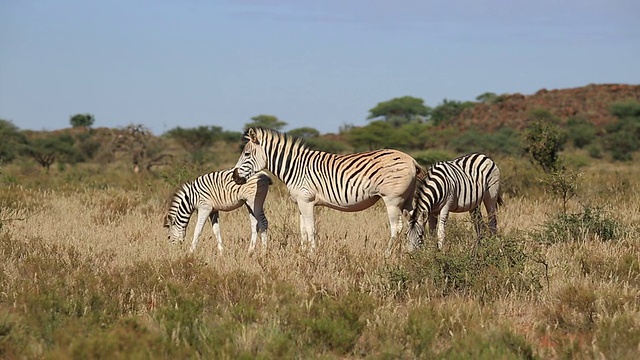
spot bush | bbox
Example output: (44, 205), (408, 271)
(449, 128), (521, 156)
(533, 206), (620, 245)
(387, 233), (543, 301)
(587, 144), (603, 159)
(566, 117), (597, 149)
(523, 119), (566, 173)
(411, 149), (456, 167)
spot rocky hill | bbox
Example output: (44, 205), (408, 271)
(451, 83), (640, 132)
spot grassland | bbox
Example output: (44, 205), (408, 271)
(1, 156), (640, 359)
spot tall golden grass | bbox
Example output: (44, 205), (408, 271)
(1, 157), (639, 358)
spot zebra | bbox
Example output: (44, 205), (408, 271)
(405, 153), (503, 251)
(232, 127), (425, 256)
(163, 168), (272, 254)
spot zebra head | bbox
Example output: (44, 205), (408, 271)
(164, 212), (186, 244)
(405, 211), (425, 252)
(233, 127), (268, 185)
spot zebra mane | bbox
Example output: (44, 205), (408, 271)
(164, 178), (197, 223)
(245, 127), (307, 151)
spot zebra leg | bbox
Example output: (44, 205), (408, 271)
(470, 207), (483, 240)
(246, 206), (259, 254)
(299, 213), (307, 249)
(485, 197), (499, 236)
(209, 211), (223, 254)
(258, 213), (268, 254)
(190, 207), (212, 253)
(297, 201), (316, 252)
(384, 204), (402, 257)
(253, 203), (268, 254)
(428, 214), (438, 237)
(436, 206), (451, 250)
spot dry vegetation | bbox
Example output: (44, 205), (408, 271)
(1, 156), (640, 359)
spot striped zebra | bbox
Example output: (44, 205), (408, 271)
(405, 153), (503, 251)
(163, 168), (272, 254)
(232, 127), (425, 256)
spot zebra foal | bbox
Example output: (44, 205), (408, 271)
(163, 168), (271, 254)
(406, 153), (503, 251)
(232, 127), (425, 256)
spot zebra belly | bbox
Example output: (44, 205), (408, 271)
(316, 196), (380, 212)
(212, 201), (245, 212)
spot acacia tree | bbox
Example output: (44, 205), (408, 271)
(109, 124), (172, 173)
(430, 99), (475, 126)
(288, 127), (320, 139)
(165, 125), (222, 164)
(69, 113), (95, 128)
(0, 119), (27, 163)
(24, 134), (79, 172)
(367, 96), (430, 127)
(244, 115), (287, 131)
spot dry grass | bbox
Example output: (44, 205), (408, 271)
(1, 159), (640, 358)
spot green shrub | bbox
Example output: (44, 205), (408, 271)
(587, 144), (603, 159)
(596, 314), (640, 359)
(442, 328), (536, 360)
(566, 117), (597, 149)
(285, 291), (374, 355)
(389, 232), (543, 300)
(450, 128), (521, 156)
(546, 284), (597, 333)
(523, 118), (566, 173)
(533, 206), (620, 245)
(411, 149), (456, 167)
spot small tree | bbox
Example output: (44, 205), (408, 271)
(69, 113), (95, 128)
(540, 170), (581, 215)
(0, 119), (27, 163)
(367, 96), (430, 127)
(24, 134), (78, 172)
(165, 126), (222, 164)
(109, 124), (172, 173)
(476, 92), (498, 104)
(244, 115), (287, 131)
(347, 121), (402, 150)
(566, 117), (597, 149)
(288, 127), (320, 139)
(604, 101), (640, 161)
(523, 119), (565, 173)
(430, 99), (475, 126)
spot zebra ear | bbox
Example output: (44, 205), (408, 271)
(247, 128), (259, 144)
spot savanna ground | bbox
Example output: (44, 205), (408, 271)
(1, 155), (640, 359)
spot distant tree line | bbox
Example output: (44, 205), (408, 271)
(1, 98), (639, 174)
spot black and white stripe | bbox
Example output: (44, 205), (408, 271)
(233, 127), (425, 255)
(406, 153), (502, 251)
(163, 168), (271, 254)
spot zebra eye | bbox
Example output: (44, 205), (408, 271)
(244, 151), (250, 157)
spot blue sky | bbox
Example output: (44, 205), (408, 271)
(1, 0), (638, 135)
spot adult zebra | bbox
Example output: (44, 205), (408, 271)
(405, 153), (503, 251)
(232, 127), (425, 256)
(163, 168), (272, 254)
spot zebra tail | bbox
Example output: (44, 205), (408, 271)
(414, 161), (428, 182)
(497, 193), (505, 207)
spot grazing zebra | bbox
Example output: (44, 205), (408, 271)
(163, 169), (272, 254)
(232, 127), (425, 256)
(405, 153), (503, 251)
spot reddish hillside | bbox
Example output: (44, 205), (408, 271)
(451, 84), (640, 132)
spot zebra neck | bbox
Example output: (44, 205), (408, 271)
(176, 186), (197, 219)
(266, 144), (319, 185)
